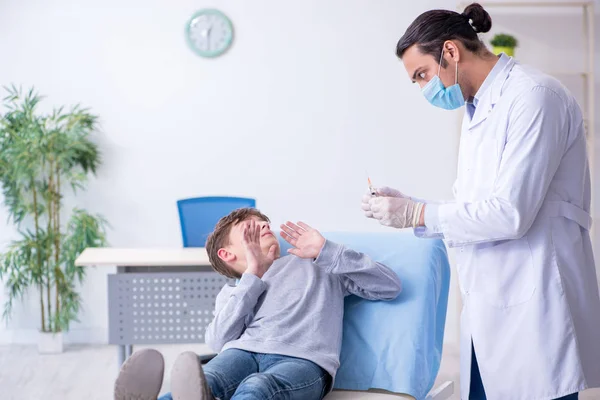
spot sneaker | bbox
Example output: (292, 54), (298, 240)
(114, 349), (165, 400)
(170, 351), (213, 400)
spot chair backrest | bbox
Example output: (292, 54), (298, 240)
(177, 196), (256, 247)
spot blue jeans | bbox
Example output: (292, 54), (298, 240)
(470, 343), (578, 400)
(159, 349), (331, 400)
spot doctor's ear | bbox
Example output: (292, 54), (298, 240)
(443, 40), (461, 62)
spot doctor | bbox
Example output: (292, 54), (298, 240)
(362, 3), (600, 400)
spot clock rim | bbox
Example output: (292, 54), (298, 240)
(185, 8), (234, 58)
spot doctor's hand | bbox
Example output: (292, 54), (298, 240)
(280, 221), (326, 259)
(361, 186), (410, 218)
(375, 186), (410, 198)
(369, 196), (425, 229)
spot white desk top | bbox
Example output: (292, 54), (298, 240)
(75, 247), (210, 267)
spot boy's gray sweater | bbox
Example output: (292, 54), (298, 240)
(205, 240), (402, 380)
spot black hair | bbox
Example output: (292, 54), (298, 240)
(396, 3), (492, 67)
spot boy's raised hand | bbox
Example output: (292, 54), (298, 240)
(242, 220), (277, 278)
(280, 221), (326, 259)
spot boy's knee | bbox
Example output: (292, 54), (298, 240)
(235, 373), (277, 397)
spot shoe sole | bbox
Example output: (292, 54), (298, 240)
(171, 351), (212, 400)
(114, 349), (165, 400)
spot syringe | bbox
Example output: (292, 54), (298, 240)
(367, 176), (377, 196)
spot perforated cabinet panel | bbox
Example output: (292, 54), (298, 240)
(108, 272), (228, 345)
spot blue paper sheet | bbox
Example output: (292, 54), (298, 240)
(278, 231), (450, 400)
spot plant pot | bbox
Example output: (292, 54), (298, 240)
(492, 46), (515, 57)
(38, 331), (64, 354)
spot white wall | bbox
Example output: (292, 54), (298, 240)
(0, 0), (598, 349)
(0, 0), (461, 345)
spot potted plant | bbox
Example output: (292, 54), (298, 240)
(0, 85), (108, 353)
(490, 33), (518, 57)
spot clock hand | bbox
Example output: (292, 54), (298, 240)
(206, 25), (213, 51)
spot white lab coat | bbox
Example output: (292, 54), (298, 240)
(416, 55), (600, 399)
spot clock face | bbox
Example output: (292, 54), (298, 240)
(186, 9), (234, 58)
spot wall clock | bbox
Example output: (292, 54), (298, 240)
(185, 9), (234, 58)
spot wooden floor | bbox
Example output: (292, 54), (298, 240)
(1, 343), (599, 400)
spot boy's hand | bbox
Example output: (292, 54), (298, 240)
(242, 220), (277, 278)
(280, 222), (326, 259)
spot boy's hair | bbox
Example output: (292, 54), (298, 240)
(206, 207), (270, 279)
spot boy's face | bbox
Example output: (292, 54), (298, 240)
(218, 216), (281, 276)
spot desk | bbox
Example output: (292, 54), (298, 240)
(75, 248), (226, 369)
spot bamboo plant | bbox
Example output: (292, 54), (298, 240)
(0, 85), (108, 333)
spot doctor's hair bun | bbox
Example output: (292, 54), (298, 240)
(396, 4), (491, 64)
(462, 3), (492, 33)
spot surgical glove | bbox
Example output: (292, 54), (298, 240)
(369, 196), (425, 229)
(375, 186), (410, 198)
(361, 190), (375, 218)
(362, 187), (411, 218)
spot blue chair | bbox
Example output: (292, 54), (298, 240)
(177, 196), (256, 247)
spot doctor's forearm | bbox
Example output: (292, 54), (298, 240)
(436, 199), (533, 247)
(415, 199), (535, 246)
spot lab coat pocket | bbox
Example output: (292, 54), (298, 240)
(475, 236), (535, 308)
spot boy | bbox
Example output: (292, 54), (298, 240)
(115, 208), (401, 400)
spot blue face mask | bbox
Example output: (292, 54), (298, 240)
(421, 50), (464, 110)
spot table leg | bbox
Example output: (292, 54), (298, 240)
(116, 266), (128, 372)
(117, 345), (126, 369)
(126, 344), (133, 358)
